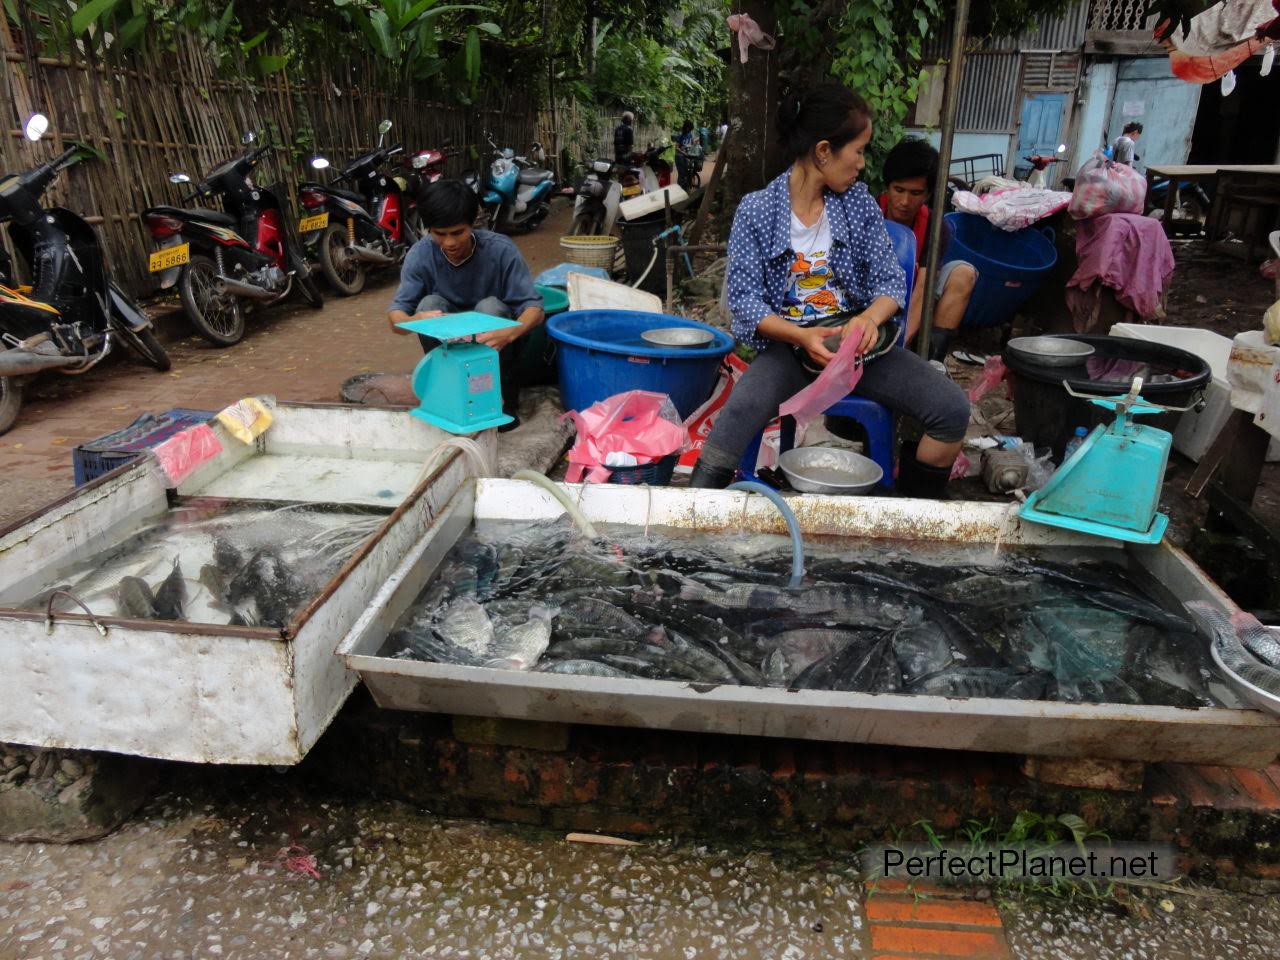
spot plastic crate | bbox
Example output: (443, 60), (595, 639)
(606, 454), (679, 486)
(73, 408), (215, 486)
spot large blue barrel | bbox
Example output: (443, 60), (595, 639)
(547, 310), (733, 418)
(944, 212), (1058, 328)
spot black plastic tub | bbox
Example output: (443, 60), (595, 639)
(1002, 334), (1211, 461)
(618, 211), (683, 297)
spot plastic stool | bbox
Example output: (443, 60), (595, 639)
(822, 397), (896, 488)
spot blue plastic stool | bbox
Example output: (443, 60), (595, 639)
(737, 220), (917, 490)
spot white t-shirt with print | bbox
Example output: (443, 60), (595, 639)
(784, 208), (848, 324)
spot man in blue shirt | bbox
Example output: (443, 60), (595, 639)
(388, 180), (544, 430)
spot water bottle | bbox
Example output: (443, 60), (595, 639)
(1062, 426), (1088, 461)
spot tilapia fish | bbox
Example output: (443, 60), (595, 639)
(537, 659), (638, 678)
(487, 604), (557, 670)
(153, 558), (187, 621)
(908, 667), (1048, 700)
(227, 549), (304, 628)
(679, 581), (920, 626)
(554, 597), (646, 640)
(794, 631), (902, 693)
(435, 597), (494, 655)
(115, 576), (157, 620)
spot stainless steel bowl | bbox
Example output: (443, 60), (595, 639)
(1210, 637), (1280, 717)
(1006, 336), (1096, 367)
(778, 447), (883, 495)
(640, 326), (715, 348)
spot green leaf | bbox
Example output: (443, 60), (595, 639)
(71, 0), (124, 35)
(368, 9), (396, 60)
(464, 26), (480, 87)
(214, 0), (234, 41)
(419, 4), (494, 21)
(476, 21), (500, 36)
(118, 12), (148, 47)
(401, 0), (442, 26)
(256, 54), (287, 75)
(114, 108), (126, 120)
(241, 29), (269, 52)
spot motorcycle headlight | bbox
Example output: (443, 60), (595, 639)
(591, 160), (613, 174)
(491, 158), (513, 178)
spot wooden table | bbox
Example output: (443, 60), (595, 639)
(1146, 165), (1280, 245)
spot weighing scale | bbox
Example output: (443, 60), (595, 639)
(1020, 377), (1181, 545)
(397, 311), (522, 433)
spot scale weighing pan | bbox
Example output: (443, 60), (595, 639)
(1006, 336), (1095, 367)
(396, 311), (520, 340)
(641, 326), (715, 348)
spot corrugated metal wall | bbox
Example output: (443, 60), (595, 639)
(956, 53), (1023, 133)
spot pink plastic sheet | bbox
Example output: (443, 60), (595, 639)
(562, 390), (688, 483)
(778, 331), (866, 430)
(152, 423), (222, 487)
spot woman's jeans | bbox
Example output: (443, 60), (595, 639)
(697, 344), (970, 472)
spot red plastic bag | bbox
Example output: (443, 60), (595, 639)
(562, 390), (688, 483)
(676, 353), (749, 473)
(1068, 151), (1146, 220)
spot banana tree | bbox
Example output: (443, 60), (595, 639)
(343, 0), (501, 93)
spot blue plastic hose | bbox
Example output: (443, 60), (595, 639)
(726, 481), (805, 587)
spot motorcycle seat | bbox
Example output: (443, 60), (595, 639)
(301, 183), (369, 206)
(150, 204), (236, 227)
(518, 169), (554, 186)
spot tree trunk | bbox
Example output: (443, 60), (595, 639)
(723, 0), (782, 217)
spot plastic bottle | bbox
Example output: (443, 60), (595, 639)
(1062, 426), (1088, 461)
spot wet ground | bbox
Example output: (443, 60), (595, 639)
(0, 788), (867, 959)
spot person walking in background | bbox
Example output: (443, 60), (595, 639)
(1112, 122), (1142, 167)
(614, 111), (635, 164)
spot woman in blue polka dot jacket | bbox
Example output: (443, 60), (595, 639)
(689, 82), (970, 497)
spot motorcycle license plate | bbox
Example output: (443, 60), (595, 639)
(299, 212), (329, 233)
(148, 243), (189, 273)
(622, 184), (642, 198)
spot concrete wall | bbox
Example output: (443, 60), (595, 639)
(904, 129), (1013, 176)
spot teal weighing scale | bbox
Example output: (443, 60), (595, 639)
(397, 311), (522, 433)
(1020, 377), (1189, 545)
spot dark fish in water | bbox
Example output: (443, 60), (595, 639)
(538, 658), (639, 678)
(794, 631), (902, 693)
(763, 627), (866, 681)
(1033, 611), (1122, 684)
(435, 597), (494, 654)
(555, 597), (646, 639)
(1086, 590), (1192, 632)
(153, 558), (187, 621)
(940, 574), (1058, 608)
(674, 630), (762, 685)
(909, 667), (1047, 700)
(1055, 677), (1143, 705)
(487, 604), (556, 670)
(227, 549), (304, 628)
(213, 537), (243, 575)
(543, 636), (714, 681)
(198, 563), (228, 601)
(391, 627), (485, 666)
(679, 581), (919, 626)
(892, 621), (956, 684)
(116, 576), (156, 619)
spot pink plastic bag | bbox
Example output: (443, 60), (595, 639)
(152, 423), (222, 486)
(777, 331), (866, 429)
(562, 390), (688, 483)
(966, 356), (1008, 403)
(1068, 151), (1146, 220)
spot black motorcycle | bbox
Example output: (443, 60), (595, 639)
(299, 119), (416, 296)
(0, 113), (170, 435)
(142, 132), (322, 347)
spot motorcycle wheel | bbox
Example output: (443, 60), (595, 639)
(112, 321), (172, 371)
(289, 248), (325, 309)
(0, 372), (23, 436)
(319, 223), (366, 296)
(179, 255), (245, 347)
(473, 206), (493, 231)
(570, 211), (603, 236)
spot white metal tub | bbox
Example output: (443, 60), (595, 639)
(338, 480), (1280, 769)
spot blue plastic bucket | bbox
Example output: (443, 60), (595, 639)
(547, 310), (733, 418)
(943, 212), (1058, 328)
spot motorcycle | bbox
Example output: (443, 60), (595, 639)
(1020, 143), (1068, 188)
(400, 137), (462, 236)
(142, 131), (323, 347)
(568, 158), (633, 236)
(299, 120), (415, 296)
(630, 141), (676, 195)
(0, 113), (170, 435)
(478, 134), (557, 233)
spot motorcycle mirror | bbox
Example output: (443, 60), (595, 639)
(378, 120), (393, 135)
(1057, 143), (1067, 154)
(23, 113), (49, 142)
(169, 173), (192, 184)
(242, 130), (256, 145)
(310, 156), (331, 170)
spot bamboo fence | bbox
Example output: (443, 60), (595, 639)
(0, 17), (538, 297)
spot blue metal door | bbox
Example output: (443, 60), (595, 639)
(1105, 59), (1202, 173)
(1014, 93), (1067, 180)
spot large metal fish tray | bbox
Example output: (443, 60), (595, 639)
(338, 480), (1280, 768)
(0, 402), (484, 764)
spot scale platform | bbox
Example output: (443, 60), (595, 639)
(396, 311), (522, 434)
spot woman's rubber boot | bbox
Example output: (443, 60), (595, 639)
(897, 443), (952, 499)
(927, 327), (956, 364)
(688, 460), (736, 490)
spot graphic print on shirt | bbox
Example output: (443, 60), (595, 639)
(784, 247), (845, 320)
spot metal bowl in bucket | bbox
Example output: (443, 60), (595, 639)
(778, 447), (883, 495)
(1006, 336), (1095, 367)
(641, 326), (715, 348)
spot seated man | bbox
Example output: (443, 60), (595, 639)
(387, 180), (544, 431)
(878, 138), (978, 364)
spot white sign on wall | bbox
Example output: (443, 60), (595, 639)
(1122, 100), (1145, 117)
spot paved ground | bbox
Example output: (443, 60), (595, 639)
(0, 203), (575, 528)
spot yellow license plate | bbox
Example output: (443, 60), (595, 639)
(299, 212), (329, 232)
(148, 243), (189, 273)
(622, 185), (642, 197)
